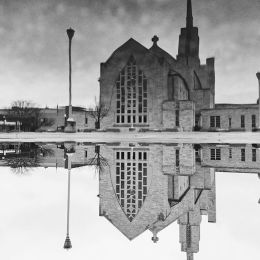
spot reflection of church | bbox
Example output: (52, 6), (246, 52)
(98, 142), (260, 260)
(100, 0), (260, 132)
(0, 141), (260, 258)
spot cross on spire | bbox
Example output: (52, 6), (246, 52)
(186, 0), (193, 29)
(152, 35), (159, 46)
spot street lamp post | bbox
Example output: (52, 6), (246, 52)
(65, 28), (76, 133)
(256, 72), (260, 130)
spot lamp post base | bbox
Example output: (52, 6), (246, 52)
(64, 119), (76, 133)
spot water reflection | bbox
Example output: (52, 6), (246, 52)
(0, 141), (259, 259)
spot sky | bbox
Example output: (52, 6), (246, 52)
(0, 166), (259, 260)
(0, 0), (260, 108)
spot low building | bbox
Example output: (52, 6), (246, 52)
(0, 106), (96, 132)
(38, 106), (96, 132)
(201, 104), (259, 131)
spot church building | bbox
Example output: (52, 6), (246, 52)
(99, 0), (215, 131)
(99, 0), (259, 132)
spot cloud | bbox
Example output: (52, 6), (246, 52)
(0, 0), (259, 107)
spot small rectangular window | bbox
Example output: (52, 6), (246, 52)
(85, 150), (88, 158)
(229, 118), (232, 128)
(216, 116), (220, 128)
(176, 110), (179, 127)
(229, 148), (232, 159)
(252, 115), (256, 128)
(85, 117), (88, 124)
(241, 149), (245, 161)
(176, 149), (180, 167)
(252, 149), (256, 162)
(210, 116), (215, 127)
(211, 148), (221, 160)
(241, 115), (245, 128)
(210, 116), (220, 128)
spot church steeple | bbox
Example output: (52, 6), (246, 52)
(177, 0), (200, 65)
(186, 0), (193, 29)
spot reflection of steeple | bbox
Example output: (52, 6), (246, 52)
(187, 252), (194, 260)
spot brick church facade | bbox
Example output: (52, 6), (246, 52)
(100, 0), (259, 132)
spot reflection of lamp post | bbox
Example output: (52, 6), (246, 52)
(3, 116), (6, 132)
(256, 72), (260, 130)
(64, 165), (72, 249)
(65, 28), (76, 133)
(63, 143), (75, 250)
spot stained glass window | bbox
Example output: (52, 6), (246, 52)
(115, 149), (148, 221)
(116, 57), (148, 125)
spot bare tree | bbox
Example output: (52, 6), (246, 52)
(9, 100), (41, 131)
(88, 99), (109, 129)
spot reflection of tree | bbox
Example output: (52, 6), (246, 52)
(38, 145), (55, 157)
(6, 156), (41, 174)
(4, 143), (55, 174)
(87, 146), (108, 174)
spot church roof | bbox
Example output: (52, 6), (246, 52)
(104, 38), (148, 64)
(149, 40), (177, 66)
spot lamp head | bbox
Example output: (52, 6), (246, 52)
(64, 235), (72, 249)
(67, 28), (75, 40)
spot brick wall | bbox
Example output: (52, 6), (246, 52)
(200, 144), (260, 171)
(201, 105), (259, 131)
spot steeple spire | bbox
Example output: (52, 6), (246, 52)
(177, 0), (199, 64)
(186, 0), (193, 29)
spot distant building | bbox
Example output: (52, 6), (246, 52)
(0, 106), (95, 132)
(99, 0), (259, 131)
(38, 106), (95, 132)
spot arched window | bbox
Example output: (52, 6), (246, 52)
(115, 149), (148, 221)
(116, 56), (148, 125)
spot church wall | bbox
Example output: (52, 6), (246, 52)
(162, 144), (196, 176)
(100, 46), (169, 130)
(162, 101), (177, 129)
(179, 101), (195, 131)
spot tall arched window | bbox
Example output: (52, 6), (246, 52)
(116, 56), (148, 125)
(115, 149), (148, 222)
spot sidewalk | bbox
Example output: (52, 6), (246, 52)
(0, 132), (259, 143)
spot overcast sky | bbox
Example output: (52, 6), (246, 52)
(0, 0), (260, 108)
